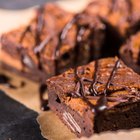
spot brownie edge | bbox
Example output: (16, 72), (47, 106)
(119, 32), (140, 74)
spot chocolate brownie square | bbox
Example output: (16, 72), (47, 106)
(0, 3), (106, 82)
(47, 57), (140, 137)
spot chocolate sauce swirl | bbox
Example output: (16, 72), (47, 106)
(89, 60), (98, 96)
(73, 67), (108, 113)
(73, 67), (95, 110)
(71, 58), (121, 113)
(19, 9), (100, 76)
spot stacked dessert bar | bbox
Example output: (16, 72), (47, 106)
(1, 0), (140, 138)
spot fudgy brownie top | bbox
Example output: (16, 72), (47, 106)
(1, 4), (72, 60)
(47, 58), (140, 116)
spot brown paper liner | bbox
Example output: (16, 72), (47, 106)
(37, 111), (76, 140)
(74, 129), (140, 140)
(0, 69), (41, 112)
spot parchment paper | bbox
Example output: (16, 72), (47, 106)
(0, 69), (41, 112)
(0, 0), (140, 140)
(74, 129), (140, 140)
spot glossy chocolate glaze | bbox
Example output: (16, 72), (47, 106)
(89, 60), (98, 96)
(55, 14), (81, 74)
(70, 58), (121, 113)
(15, 6), (105, 110)
(19, 9), (102, 75)
(56, 13), (98, 71)
(18, 6), (50, 109)
(43, 59), (122, 112)
(103, 59), (120, 95)
(19, 6), (45, 71)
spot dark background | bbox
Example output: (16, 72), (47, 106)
(0, 0), (57, 9)
(0, 91), (45, 140)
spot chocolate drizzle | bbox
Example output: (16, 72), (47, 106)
(72, 58), (121, 113)
(19, 6), (45, 71)
(21, 53), (35, 70)
(89, 60), (98, 96)
(54, 15), (80, 75)
(19, 25), (31, 43)
(0, 74), (21, 89)
(60, 15), (79, 41)
(39, 83), (50, 111)
(18, 8), (103, 76)
(73, 67), (95, 110)
(103, 59), (120, 95)
(77, 27), (86, 42)
(19, 26), (33, 71)
(34, 6), (45, 70)
(34, 36), (51, 54)
(55, 13), (97, 74)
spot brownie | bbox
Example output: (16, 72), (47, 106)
(0, 3), (106, 82)
(47, 57), (140, 137)
(119, 32), (140, 74)
(84, 0), (140, 38)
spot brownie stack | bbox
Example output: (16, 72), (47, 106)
(1, 0), (140, 138)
